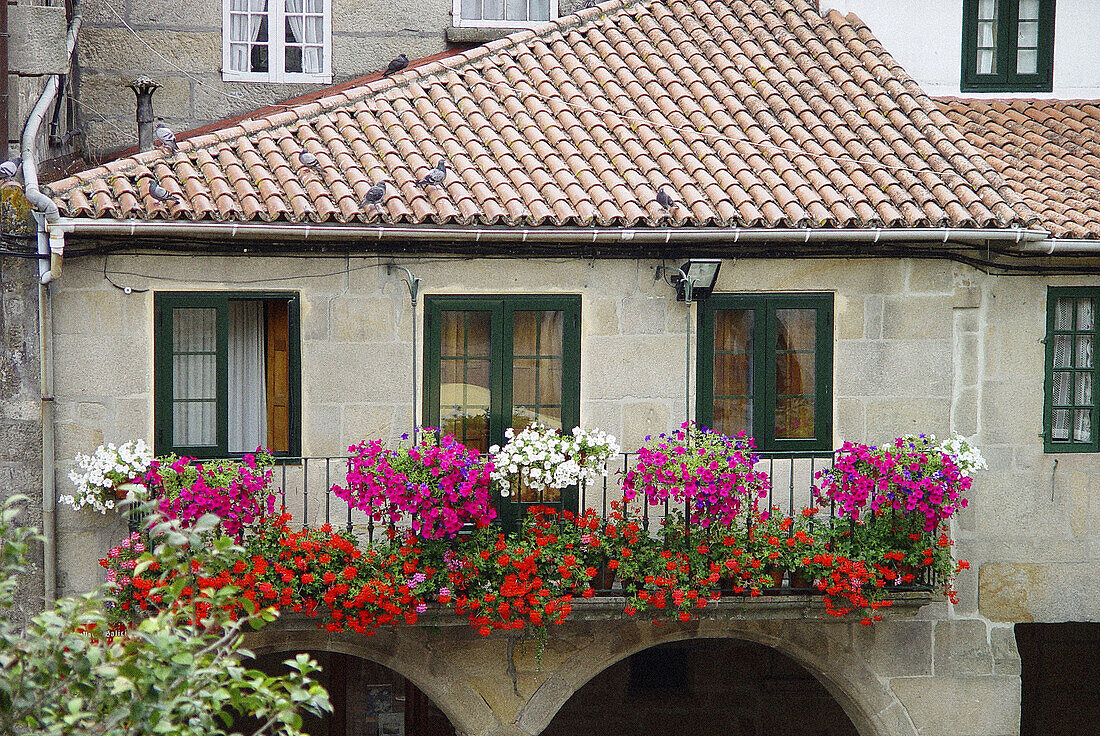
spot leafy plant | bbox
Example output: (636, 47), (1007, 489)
(0, 495), (331, 735)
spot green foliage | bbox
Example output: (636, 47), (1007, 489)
(0, 496), (331, 736)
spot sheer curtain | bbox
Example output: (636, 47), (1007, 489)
(173, 308), (218, 447)
(228, 301), (268, 454)
(285, 0), (323, 74)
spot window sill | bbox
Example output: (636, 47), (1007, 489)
(221, 71), (333, 85)
(445, 25), (535, 43)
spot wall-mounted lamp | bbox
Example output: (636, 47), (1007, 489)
(669, 259), (722, 302)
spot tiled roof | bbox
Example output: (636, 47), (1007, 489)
(938, 98), (1100, 240)
(53, 0), (1032, 231)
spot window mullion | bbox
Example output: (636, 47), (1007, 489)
(761, 300), (777, 451)
(271, 0), (285, 81)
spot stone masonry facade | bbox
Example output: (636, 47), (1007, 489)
(41, 249), (1096, 734)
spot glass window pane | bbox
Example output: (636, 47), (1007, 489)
(714, 353), (751, 398)
(174, 402), (216, 447)
(1076, 372), (1093, 407)
(506, 0), (527, 21)
(713, 398), (751, 438)
(513, 311), (562, 356)
(1077, 299), (1094, 330)
(1076, 336), (1093, 368)
(776, 353), (815, 396)
(1017, 49), (1038, 74)
(285, 46), (303, 74)
(978, 0), (998, 20)
(483, 0), (502, 20)
(1018, 0), (1039, 20)
(715, 309), (753, 352)
(1017, 20), (1039, 47)
(775, 309), (816, 352)
(1052, 408), (1071, 440)
(461, 0), (479, 19)
(173, 308), (216, 352)
(1053, 371), (1072, 405)
(530, 0), (548, 21)
(775, 397), (815, 439)
(173, 355), (216, 400)
(441, 311), (491, 357)
(1056, 298), (1074, 330)
(1054, 334), (1071, 367)
(1075, 409), (1092, 443)
(977, 49), (996, 75)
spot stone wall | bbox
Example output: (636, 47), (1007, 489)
(0, 256), (43, 617)
(74, 0), (589, 156)
(244, 610), (1021, 736)
(46, 249), (1097, 734)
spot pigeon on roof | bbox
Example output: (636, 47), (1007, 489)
(155, 122), (178, 153)
(383, 54), (408, 78)
(297, 150), (323, 173)
(415, 159), (448, 188)
(361, 181), (387, 209)
(148, 181), (181, 204)
(656, 187), (676, 213)
(0, 158), (21, 180)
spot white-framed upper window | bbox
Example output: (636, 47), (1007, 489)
(222, 0), (332, 83)
(452, 0), (558, 28)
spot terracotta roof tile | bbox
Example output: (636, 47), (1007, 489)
(54, 0), (1035, 233)
(938, 97), (1100, 239)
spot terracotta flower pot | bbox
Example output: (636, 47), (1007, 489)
(590, 559), (617, 594)
(763, 567), (786, 591)
(788, 569), (814, 590)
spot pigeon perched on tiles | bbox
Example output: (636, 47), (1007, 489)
(580, 0), (598, 8)
(361, 181), (388, 209)
(0, 158), (22, 180)
(146, 180), (180, 204)
(155, 121), (178, 153)
(383, 54), (408, 78)
(297, 149), (323, 173)
(415, 158), (448, 188)
(656, 186), (676, 213)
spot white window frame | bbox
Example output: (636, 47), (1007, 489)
(222, 0), (332, 84)
(451, 0), (558, 28)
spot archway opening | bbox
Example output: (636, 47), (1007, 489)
(542, 638), (859, 736)
(247, 650), (456, 736)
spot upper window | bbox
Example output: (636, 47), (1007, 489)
(222, 0), (332, 83)
(1044, 288), (1097, 452)
(154, 292), (301, 459)
(962, 0), (1055, 92)
(451, 0), (558, 28)
(696, 293), (833, 454)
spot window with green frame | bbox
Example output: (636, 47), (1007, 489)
(696, 293), (833, 454)
(423, 295), (580, 517)
(154, 292), (301, 458)
(962, 0), (1055, 92)
(1044, 288), (1098, 452)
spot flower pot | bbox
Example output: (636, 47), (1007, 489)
(788, 569), (814, 590)
(762, 567), (785, 593)
(590, 560), (617, 594)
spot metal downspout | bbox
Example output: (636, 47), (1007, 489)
(22, 10), (81, 605)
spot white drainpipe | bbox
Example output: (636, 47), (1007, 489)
(22, 10), (81, 604)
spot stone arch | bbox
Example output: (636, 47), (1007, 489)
(245, 622), (499, 736)
(515, 619), (917, 736)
